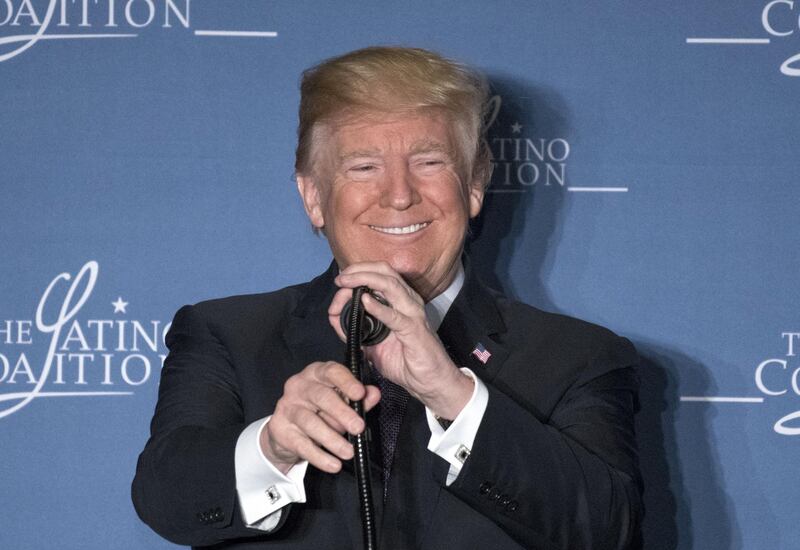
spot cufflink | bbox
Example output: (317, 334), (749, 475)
(455, 444), (470, 463)
(266, 485), (280, 504)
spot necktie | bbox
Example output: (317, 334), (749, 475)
(371, 367), (410, 500)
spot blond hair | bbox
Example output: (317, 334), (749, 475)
(295, 46), (492, 189)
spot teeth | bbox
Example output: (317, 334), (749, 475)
(369, 222), (429, 235)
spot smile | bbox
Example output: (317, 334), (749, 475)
(368, 222), (430, 235)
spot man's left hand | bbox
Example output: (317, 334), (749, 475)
(328, 261), (473, 420)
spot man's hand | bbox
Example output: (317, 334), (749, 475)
(328, 261), (474, 421)
(260, 361), (381, 475)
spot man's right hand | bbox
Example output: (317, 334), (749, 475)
(260, 361), (381, 475)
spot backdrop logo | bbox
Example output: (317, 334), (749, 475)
(485, 94), (570, 192)
(0, 0), (277, 63)
(687, 0), (800, 77)
(681, 332), (800, 436)
(485, 95), (628, 194)
(0, 261), (169, 419)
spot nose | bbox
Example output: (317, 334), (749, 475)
(380, 163), (421, 210)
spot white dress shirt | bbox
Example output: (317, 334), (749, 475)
(234, 264), (490, 530)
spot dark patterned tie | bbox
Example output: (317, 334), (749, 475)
(371, 367), (410, 500)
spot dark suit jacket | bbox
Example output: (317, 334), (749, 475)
(132, 261), (642, 549)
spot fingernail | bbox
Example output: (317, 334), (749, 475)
(349, 419), (364, 434)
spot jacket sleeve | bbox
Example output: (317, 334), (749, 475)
(443, 337), (643, 550)
(131, 304), (287, 546)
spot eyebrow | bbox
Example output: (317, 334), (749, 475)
(409, 139), (452, 156)
(338, 140), (452, 163)
(338, 149), (383, 163)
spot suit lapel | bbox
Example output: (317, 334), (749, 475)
(437, 260), (510, 386)
(282, 261), (344, 367)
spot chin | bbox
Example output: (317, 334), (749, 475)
(383, 253), (427, 279)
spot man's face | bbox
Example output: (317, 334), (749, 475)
(297, 110), (484, 300)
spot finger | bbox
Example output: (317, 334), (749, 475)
(310, 385), (366, 435)
(360, 291), (421, 335)
(328, 286), (354, 317)
(336, 270), (423, 314)
(264, 413), (344, 473)
(338, 261), (397, 278)
(314, 362), (366, 402)
(292, 407), (355, 462)
(292, 431), (345, 473)
(318, 388), (380, 435)
(321, 385), (381, 424)
(317, 409), (347, 434)
(363, 385), (381, 412)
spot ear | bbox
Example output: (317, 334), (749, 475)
(296, 174), (325, 229)
(467, 179), (485, 219)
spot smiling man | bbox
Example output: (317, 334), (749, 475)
(133, 47), (643, 550)
(298, 111), (481, 302)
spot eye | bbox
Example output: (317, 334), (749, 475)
(413, 156), (448, 174)
(346, 163), (381, 180)
(346, 164), (379, 177)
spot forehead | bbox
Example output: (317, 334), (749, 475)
(327, 109), (456, 156)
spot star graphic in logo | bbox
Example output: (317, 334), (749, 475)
(112, 297), (129, 314)
(511, 122), (523, 134)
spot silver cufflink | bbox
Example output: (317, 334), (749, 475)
(266, 485), (280, 504)
(455, 445), (470, 463)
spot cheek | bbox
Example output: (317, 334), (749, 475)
(436, 186), (471, 225)
(326, 186), (372, 229)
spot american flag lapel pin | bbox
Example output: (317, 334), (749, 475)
(471, 342), (491, 364)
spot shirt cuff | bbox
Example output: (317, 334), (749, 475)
(235, 416), (309, 529)
(425, 368), (489, 485)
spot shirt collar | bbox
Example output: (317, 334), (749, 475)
(424, 261), (465, 331)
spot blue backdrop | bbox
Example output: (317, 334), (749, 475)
(2, 1), (798, 548)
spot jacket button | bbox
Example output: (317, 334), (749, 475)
(499, 494), (511, 506)
(479, 481), (492, 495)
(488, 488), (501, 501)
(507, 500), (519, 512)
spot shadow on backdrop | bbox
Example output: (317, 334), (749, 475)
(632, 343), (739, 549)
(467, 75), (736, 549)
(468, 74), (568, 313)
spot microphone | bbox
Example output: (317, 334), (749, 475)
(339, 288), (390, 346)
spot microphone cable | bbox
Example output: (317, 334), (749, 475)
(344, 285), (389, 550)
